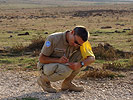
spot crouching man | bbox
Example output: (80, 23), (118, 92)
(37, 26), (95, 93)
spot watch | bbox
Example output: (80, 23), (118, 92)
(80, 61), (84, 68)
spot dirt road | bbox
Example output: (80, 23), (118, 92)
(0, 70), (133, 100)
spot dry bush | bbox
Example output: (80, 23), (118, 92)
(129, 57), (133, 66)
(92, 43), (133, 60)
(27, 35), (46, 56)
(103, 62), (125, 71)
(79, 69), (117, 79)
(31, 49), (41, 57)
(27, 35), (46, 51)
(103, 57), (133, 71)
(10, 43), (25, 53)
(92, 43), (119, 60)
(128, 30), (133, 35)
(10, 35), (46, 54)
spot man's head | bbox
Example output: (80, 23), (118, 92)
(68, 26), (89, 46)
(73, 26), (88, 42)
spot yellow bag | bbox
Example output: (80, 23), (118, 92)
(80, 40), (95, 59)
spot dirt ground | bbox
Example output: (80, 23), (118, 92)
(0, 69), (133, 100)
(0, 3), (133, 100)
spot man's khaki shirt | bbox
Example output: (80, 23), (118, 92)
(41, 31), (80, 59)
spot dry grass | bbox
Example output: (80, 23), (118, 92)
(92, 43), (118, 60)
(0, 4), (133, 75)
(10, 43), (25, 53)
(27, 35), (45, 51)
(103, 57), (133, 71)
(0, 4), (132, 52)
(92, 43), (133, 60)
(128, 30), (133, 35)
(79, 69), (118, 79)
(10, 35), (45, 55)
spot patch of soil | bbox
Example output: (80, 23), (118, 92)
(92, 43), (133, 60)
(72, 9), (132, 17)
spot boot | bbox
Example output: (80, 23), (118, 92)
(37, 74), (57, 93)
(61, 69), (84, 92)
(61, 81), (84, 92)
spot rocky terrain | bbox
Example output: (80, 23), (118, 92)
(0, 69), (133, 100)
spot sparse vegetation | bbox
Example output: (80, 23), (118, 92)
(103, 57), (133, 71)
(92, 43), (133, 60)
(10, 43), (25, 54)
(79, 69), (123, 79)
(27, 35), (46, 51)
(10, 35), (45, 55)
(0, 3), (133, 79)
(128, 30), (133, 35)
(0, 2), (133, 100)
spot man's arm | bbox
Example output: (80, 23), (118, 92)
(39, 53), (69, 64)
(68, 56), (95, 70)
(82, 56), (95, 66)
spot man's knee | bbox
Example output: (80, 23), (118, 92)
(43, 63), (73, 82)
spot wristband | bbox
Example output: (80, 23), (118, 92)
(80, 61), (84, 68)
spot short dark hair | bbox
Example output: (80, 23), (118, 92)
(73, 26), (88, 42)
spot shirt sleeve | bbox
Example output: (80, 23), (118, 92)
(41, 35), (54, 56)
(80, 40), (95, 59)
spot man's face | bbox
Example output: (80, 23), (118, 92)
(69, 32), (85, 47)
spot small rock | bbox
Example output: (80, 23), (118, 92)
(120, 24), (125, 26)
(44, 32), (48, 34)
(7, 31), (13, 33)
(123, 29), (131, 31)
(18, 32), (29, 36)
(25, 32), (29, 35)
(122, 30), (126, 33)
(9, 35), (13, 38)
(115, 30), (121, 33)
(101, 26), (112, 29)
(126, 39), (131, 42)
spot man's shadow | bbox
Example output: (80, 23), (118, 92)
(1, 91), (64, 100)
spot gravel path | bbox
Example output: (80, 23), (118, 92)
(0, 70), (133, 100)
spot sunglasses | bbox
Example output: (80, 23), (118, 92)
(74, 36), (81, 46)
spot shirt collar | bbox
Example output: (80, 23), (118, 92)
(63, 31), (69, 46)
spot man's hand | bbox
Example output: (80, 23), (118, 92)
(68, 62), (81, 70)
(59, 56), (69, 64)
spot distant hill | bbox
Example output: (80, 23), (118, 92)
(0, 0), (132, 8)
(78, 0), (133, 1)
(0, 0), (133, 4)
